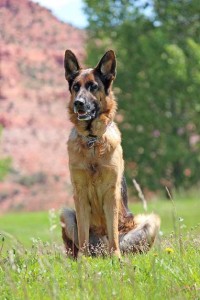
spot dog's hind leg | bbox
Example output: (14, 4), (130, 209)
(60, 208), (79, 258)
(60, 208), (108, 258)
(119, 214), (160, 254)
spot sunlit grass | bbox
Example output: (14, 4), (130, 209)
(0, 194), (200, 299)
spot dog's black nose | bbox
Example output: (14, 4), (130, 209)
(74, 99), (85, 109)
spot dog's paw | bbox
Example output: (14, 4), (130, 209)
(77, 249), (91, 261)
(111, 249), (121, 260)
(111, 251), (122, 265)
(77, 251), (86, 262)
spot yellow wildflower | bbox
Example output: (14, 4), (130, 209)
(165, 247), (174, 254)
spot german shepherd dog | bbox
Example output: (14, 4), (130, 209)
(60, 50), (160, 259)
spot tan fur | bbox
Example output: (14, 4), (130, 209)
(68, 108), (126, 257)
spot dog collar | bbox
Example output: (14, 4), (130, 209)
(80, 121), (113, 149)
(85, 135), (99, 148)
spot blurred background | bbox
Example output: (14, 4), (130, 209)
(0, 0), (199, 213)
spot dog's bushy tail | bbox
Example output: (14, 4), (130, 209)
(120, 213), (161, 254)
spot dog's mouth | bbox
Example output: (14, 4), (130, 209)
(77, 109), (91, 120)
(74, 107), (97, 121)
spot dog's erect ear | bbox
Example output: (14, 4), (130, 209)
(95, 50), (116, 78)
(95, 50), (116, 93)
(64, 50), (81, 87)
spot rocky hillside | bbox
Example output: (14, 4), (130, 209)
(0, 0), (85, 212)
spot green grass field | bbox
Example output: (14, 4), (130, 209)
(0, 194), (200, 299)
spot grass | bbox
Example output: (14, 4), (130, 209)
(0, 194), (200, 299)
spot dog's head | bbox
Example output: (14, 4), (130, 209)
(64, 50), (116, 122)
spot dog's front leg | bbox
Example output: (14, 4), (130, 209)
(74, 192), (91, 257)
(71, 168), (91, 257)
(103, 186), (121, 259)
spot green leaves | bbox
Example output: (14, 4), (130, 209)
(84, 0), (200, 191)
(163, 44), (187, 80)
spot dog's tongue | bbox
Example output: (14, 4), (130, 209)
(78, 110), (86, 115)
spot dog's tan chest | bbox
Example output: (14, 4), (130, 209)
(88, 162), (98, 175)
(68, 126), (124, 236)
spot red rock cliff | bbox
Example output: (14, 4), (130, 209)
(0, 0), (86, 212)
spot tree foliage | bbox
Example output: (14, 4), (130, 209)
(83, 0), (200, 191)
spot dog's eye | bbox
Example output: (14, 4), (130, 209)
(73, 83), (80, 93)
(89, 83), (98, 92)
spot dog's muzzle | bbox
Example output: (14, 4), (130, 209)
(74, 98), (96, 121)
